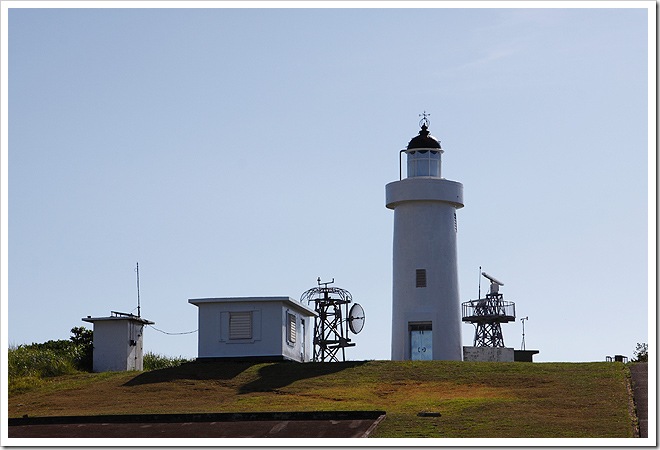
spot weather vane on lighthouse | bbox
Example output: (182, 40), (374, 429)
(419, 110), (431, 128)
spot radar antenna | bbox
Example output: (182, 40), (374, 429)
(481, 271), (504, 294)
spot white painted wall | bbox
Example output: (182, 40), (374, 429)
(386, 175), (464, 361)
(189, 297), (315, 362)
(281, 306), (310, 362)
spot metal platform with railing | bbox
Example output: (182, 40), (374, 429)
(461, 295), (516, 324)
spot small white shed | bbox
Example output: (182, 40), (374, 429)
(82, 311), (154, 372)
(188, 296), (317, 362)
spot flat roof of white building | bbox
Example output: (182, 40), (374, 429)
(188, 296), (317, 316)
(82, 311), (154, 325)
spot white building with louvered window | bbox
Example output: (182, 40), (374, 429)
(188, 296), (317, 362)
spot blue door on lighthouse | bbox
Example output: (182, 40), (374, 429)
(410, 323), (432, 360)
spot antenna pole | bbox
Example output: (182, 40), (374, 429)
(136, 262), (141, 318)
(478, 266), (482, 299)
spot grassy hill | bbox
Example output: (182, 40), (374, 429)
(7, 360), (635, 438)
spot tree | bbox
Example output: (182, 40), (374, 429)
(632, 342), (648, 363)
(70, 326), (93, 347)
(70, 326), (93, 371)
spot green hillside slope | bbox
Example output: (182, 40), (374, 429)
(8, 360), (635, 438)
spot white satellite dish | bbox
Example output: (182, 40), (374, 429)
(348, 303), (365, 334)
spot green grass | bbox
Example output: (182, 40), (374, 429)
(7, 347), (190, 396)
(7, 360), (635, 438)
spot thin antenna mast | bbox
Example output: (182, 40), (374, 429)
(478, 266), (482, 299)
(135, 262), (141, 318)
(521, 316), (529, 350)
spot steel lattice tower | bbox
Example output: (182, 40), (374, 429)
(461, 273), (516, 348)
(300, 278), (355, 362)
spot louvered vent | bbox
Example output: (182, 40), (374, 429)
(229, 311), (252, 340)
(287, 313), (296, 344)
(416, 269), (427, 288)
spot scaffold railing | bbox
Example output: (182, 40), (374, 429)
(461, 296), (516, 323)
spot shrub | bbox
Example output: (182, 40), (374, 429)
(25, 327), (93, 372)
(143, 352), (191, 371)
(8, 345), (77, 379)
(8, 326), (94, 394)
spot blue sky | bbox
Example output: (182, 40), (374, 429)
(3, 2), (654, 363)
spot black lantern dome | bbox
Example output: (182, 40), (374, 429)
(407, 123), (441, 150)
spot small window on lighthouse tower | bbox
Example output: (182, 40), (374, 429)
(415, 269), (427, 288)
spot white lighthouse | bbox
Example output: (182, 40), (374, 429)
(386, 115), (464, 361)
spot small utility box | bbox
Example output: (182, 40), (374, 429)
(188, 296), (317, 362)
(514, 350), (540, 362)
(82, 311), (154, 372)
